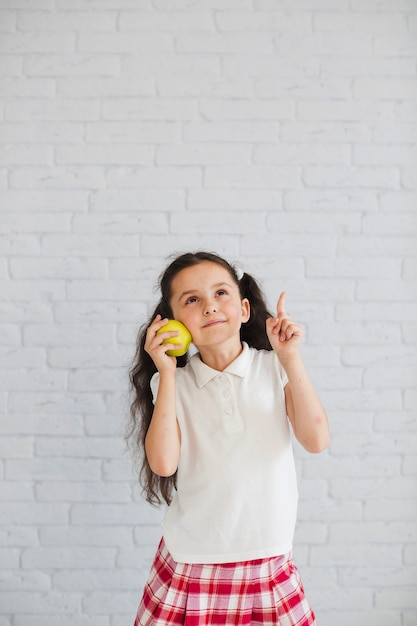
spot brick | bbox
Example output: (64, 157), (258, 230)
(56, 0), (151, 6)
(0, 237), (41, 256)
(25, 54), (121, 77)
(354, 144), (417, 166)
(176, 32), (274, 54)
(331, 522), (417, 544)
(102, 97), (199, 121)
(10, 257), (107, 280)
(0, 56), (23, 76)
(2, 212), (71, 234)
(0, 571), (50, 591)
(0, 503), (70, 525)
(119, 11), (215, 31)
(268, 211), (361, 234)
(307, 257), (400, 278)
(184, 120), (278, 142)
(374, 35), (417, 56)
(155, 0), (252, 8)
(0, 190), (89, 210)
(254, 142), (350, 165)
(40, 525), (133, 547)
(70, 503), (162, 526)
(330, 434), (417, 457)
(18, 10), (117, 31)
(1, 78), (55, 98)
(8, 391), (106, 415)
(171, 210), (266, 234)
(14, 618), (109, 626)
(356, 279), (417, 301)
(79, 32), (174, 54)
(355, 78), (417, 101)
(123, 53), (220, 75)
(0, 11), (16, 31)
(159, 73), (254, 99)
(42, 233), (138, 256)
(320, 57), (416, 77)
(337, 303), (417, 323)
(6, 458), (102, 485)
(35, 436), (124, 459)
(157, 143), (251, 166)
(375, 589), (417, 609)
(0, 301), (52, 323)
(56, 144), (155, 166)
(53, 301), (144, 323)
(22, 547), (116, 569)
(10, 166), (105, 189)
(0, 32), (75, 54)
(314, 12), (407, 34)
(0, 436), (33, 458)
(339, 234), (417, 256)
(58, 76), (154, 98)
(0, 414), (84, 436)
(86, 121), (179, 143)
(284, 190), (378, 212)
(0, 325), (21, 346)
(106, 166), (202, 188)
(0, 548), (20, 568)
(187, 189), (282, 210)
(310, 544), (403, 567)
(317, 611), (401, 626)
(65, 280), (152, 302)
(23, 324), (113, 347)
(303, 165), (400, 189)
(201, 98), (294, 120)
(1, 592), (83, 614)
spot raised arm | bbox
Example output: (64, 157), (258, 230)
(266, 293), (330, 454)
(144, 315), (181, 476)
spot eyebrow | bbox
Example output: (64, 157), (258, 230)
(177, 282), (233, 302)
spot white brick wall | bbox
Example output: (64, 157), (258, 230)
(1, 2), (416, 624)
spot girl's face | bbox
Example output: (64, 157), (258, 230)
(169, 261), (250, 353)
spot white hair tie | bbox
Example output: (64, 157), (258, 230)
(232, 262), (244, 281)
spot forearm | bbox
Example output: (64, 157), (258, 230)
(281, 352), (330, 453)
(145, 371), (181, 477)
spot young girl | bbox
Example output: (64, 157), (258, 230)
(128, 251), (329, 626)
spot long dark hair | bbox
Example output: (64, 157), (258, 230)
(127, 252), (273, 506)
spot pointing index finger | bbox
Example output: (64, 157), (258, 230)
(277, 291), (287, 317)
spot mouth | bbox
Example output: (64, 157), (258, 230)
(203, 319), (225, 328)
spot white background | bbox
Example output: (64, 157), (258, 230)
(1, 1), (416, 625)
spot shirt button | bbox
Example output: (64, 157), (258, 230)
(223, 390), (230, 397)
(225, 408), (233, 415)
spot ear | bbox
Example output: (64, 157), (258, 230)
(241, 298), (250, 323)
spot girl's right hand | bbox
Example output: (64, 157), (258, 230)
(144, 314), (179, 372)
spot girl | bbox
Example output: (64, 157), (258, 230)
(128, 251), (329, 626)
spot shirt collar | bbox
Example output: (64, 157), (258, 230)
(190, 342), (252, 388)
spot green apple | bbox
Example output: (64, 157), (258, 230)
(156, 319), (192, 357)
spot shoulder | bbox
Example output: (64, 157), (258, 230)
(150, 359), (195, 399)
(246, 345), (288, 386)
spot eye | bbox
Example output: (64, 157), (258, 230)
(185, 296), (198, 304)
(216, 289), (228, 296)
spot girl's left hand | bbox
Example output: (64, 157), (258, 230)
(266, 292), (304, 358)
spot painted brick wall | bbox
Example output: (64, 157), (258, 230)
(1, 1), (416, 625)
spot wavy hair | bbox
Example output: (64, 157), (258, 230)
(127, 252), (273, 505)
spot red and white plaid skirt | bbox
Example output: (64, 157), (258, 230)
(134, 538), (316, 625)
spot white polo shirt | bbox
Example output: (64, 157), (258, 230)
(150, 342), (298, 564)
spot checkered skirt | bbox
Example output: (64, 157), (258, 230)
(134, 538), (316, 625)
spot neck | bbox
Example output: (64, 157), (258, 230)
(198, 341), (244, 372)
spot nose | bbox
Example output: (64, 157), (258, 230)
(204, 300), (217, 315)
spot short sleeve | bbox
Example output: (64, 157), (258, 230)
(150, 372), (160, 404)
(274, 352), (288, 388)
